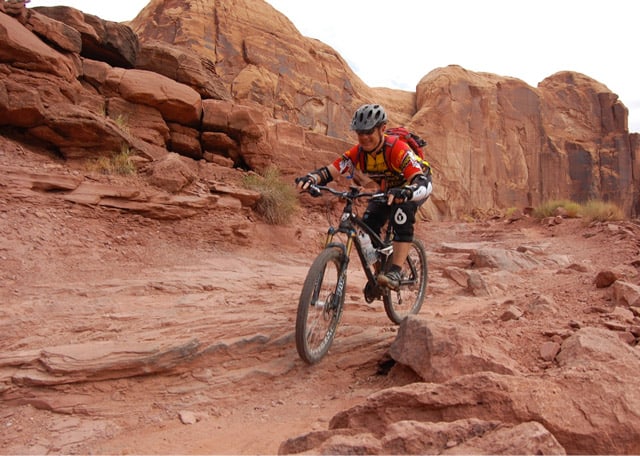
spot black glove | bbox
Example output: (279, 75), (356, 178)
(295, 174), (323, 197)
(386, 186), (413, 204)
(295, 174), (317, 190)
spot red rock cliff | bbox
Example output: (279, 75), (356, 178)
(1, 0), (638, 218)
(129, 0), (640, 218)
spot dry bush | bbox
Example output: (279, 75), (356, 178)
(533, 199), (581, 219)
(242, 165), (298, 225)
(582, 200), (624, 222)
(533, 198), (625, 222)
(87, 145), (136, 176)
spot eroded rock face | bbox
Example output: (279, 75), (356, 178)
(129, 0), (639, 217)
(136, 40), (230, 101)
(32, 5), (139, 68)
(129, 0), (374, 138)
(413, 65), (638, 219)
(0, 11), (79, 80)
(1, 0), (639, 217)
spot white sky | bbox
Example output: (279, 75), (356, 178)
(28, 0), (640, 133)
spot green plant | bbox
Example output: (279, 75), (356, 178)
(581, 200), (624, 222)
(242, 165), (298, 225)
(88, 145), (136, 176)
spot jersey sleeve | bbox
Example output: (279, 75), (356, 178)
(331, 145), (360, 177)
(388, 140), (423, 182)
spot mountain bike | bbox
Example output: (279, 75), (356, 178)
(295, 184), (428, 364)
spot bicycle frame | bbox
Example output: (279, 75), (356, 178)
(319, 186), (393, 285)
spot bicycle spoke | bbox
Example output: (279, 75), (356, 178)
(383, 239), (428, 324)
(296, 248), (345, 364)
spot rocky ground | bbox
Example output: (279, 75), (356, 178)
(1, 136), (640, 454)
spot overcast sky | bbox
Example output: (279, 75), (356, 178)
(28, 0), (639, 133)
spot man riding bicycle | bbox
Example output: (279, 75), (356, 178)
(296, 103), (433, 290)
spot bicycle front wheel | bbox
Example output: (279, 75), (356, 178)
(295, 247), (346, 364)
(383, 239), (428, 324)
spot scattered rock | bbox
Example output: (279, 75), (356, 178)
(618, 331), (636, 345)
(471, 248), (542, 271)
(566, 263), (589, 273)
(179, 410), (198, 425)
(613, 281), (640, 307)
(594, 270), (617, 288)
(610, 306), (635, 324)
(539, 341), (561, 361)
(500, 305), (524, 321)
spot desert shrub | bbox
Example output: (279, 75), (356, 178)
(533, 198), (625, 222)
(532, 199), (581, 219)
(242, 165), (298, 225)
(581, 200), (624, 222)
(114, 114), (130, 134)
(87, 145), (136, 176)
(504, 207), (518, 218)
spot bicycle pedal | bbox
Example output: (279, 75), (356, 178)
(363, 281), (380, 303)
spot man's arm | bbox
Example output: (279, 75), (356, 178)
(295, 164), (339, 190)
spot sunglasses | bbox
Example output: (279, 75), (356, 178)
(356, 126), (378, 136)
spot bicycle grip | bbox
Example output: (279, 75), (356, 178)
(308, 185), (321, 197)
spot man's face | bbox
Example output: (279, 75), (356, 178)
(356, 124), (384, 152)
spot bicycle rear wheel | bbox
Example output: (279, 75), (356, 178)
(383, 239), (428, 324)
(295, 247), (346, 364)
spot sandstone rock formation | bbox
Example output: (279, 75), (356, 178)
(130, 0), (639, 219)
(1, 0), (637, 220)
(279, 307), (640, 455)
(5, 2), (640, 454)
(415, 67), (637, 218)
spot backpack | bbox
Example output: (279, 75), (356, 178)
(385, 126), (427, 160)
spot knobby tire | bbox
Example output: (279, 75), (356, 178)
(383, 239), (428, 324)
(295, 247), (346, 364)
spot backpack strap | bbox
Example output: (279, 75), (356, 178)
(355, 135), (397, 173)
(382, 135), (398, 171)
(384, 133), (433, 178)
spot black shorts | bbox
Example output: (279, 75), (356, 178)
(362, 199), (423, 243)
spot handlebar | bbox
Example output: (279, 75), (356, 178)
(304, 184), (386, 201)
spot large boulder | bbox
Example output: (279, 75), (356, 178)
(281, 325), (640, 454)
(31, 6), (139, 68)
(116, 68), (202, 126)
(135, 40), (230, 101)
(0, 11), (78, 80)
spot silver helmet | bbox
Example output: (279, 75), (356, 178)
(350, 104), (388, 131)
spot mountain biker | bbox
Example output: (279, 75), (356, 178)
(295, 103), (433, 290)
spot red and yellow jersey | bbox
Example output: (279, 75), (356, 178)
(331, 135), (424, 190)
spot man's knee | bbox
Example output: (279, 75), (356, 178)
(393, 227), (414, 243)
(391, 204), (416, 242)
